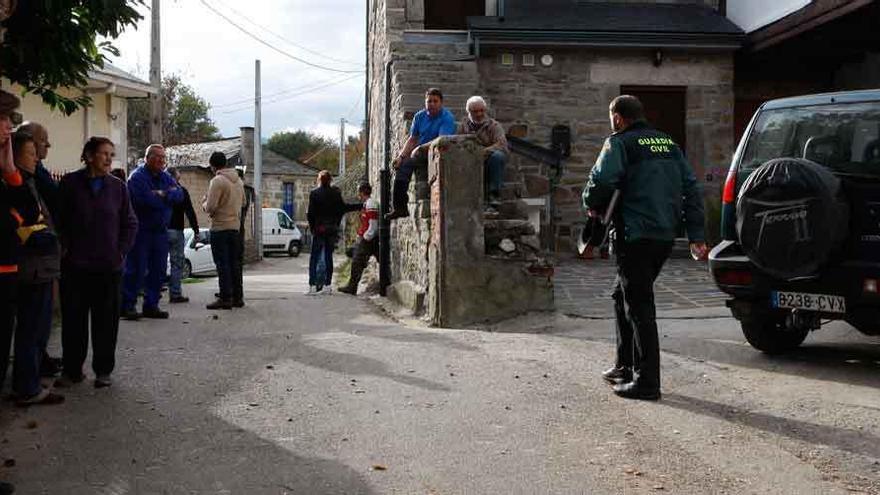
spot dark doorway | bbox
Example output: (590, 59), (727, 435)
(620, 85), (688, 153)
(425, 0), (485, 30)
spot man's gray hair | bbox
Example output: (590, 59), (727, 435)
(465, 95), (488, 113)
(144, 143), (164, 159)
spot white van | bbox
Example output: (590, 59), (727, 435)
(262, 208), (303, 257)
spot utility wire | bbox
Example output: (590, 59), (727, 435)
(212, 0), (362, 67)
(199, 0), (364, 74)
(211, 77), (339, 109)
(214, 73), (363, 115)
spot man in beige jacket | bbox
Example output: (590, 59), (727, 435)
(203, 151), (244, 310)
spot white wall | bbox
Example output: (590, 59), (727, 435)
(727, 0), (812, 33)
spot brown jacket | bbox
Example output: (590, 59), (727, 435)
(456, 117), (509, 157)
(203, 168), (244, 231)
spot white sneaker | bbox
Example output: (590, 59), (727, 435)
(305, 286), (318, 296)
(317, 286), (333, 296)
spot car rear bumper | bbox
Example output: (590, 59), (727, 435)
(709, 240), (880, 318)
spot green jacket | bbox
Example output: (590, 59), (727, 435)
(582, 122), (705, 243)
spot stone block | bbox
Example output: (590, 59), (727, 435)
(523, 174), (550, 196)
(388, 280), (426, 315)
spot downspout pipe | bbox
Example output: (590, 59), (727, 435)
(379, 58), (395, 296)
(364, 0), (370, 182)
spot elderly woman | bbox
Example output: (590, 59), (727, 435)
(55, 137), (138, 389)
(11, 130), (64, 405)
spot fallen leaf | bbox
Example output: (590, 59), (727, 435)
(266, 365), (275, 370)
(371, 464), (387, 471)
(248, 403), (260, 407)
(653, 485), (665, 491)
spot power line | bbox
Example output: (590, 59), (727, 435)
(211, 77), (339, 109)
(198, 0), (364, 74)
(212, 0), (362, 67)
(214, 73), (363, 115)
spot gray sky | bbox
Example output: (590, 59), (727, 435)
(110, 0), (366, 141)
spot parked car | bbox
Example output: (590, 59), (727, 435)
(710, 89), (880, 354)
(166, 228), (216, 279)
(262, 208), (302, 257)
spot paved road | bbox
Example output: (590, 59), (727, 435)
(0, 257), (878, 494)
(555, 256), (727, 317)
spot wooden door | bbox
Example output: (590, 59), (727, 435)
(620, 86), (687, 153)
(425, 0), (485, 30)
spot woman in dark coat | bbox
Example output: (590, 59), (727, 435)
(55, 137), (138, 389)
(11, 131), (64, 405)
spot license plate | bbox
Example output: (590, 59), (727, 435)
(772, 291), (846, 314)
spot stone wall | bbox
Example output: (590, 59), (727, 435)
(425, 136), (553, 326)
(260, 175), (313, 224)
(478, 47), (735, 250)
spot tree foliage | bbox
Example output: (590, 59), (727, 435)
(0, 0), (143, 115)
(128, 74), (221, 160)
(267, 129), (366, 174)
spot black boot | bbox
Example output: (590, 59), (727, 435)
(601, 366), (632, 385)
(385, 185), (410, 220)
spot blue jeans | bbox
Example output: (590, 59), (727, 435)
(485, 150), (507, 198)
(309, 234), (336, 288)
(168, 229), (186, 297)
(13, 282), (53, 397)
(123, 230), (169, 311)
(211, 230), (242, 302)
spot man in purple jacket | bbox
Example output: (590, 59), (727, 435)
(55, 137), (138, 389)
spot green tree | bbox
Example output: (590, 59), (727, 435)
(0, 0), (143, 114)
(267, 130), (338, 172)
(128, 74), (221, 160)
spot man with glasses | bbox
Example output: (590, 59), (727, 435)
(121, 144), (182, 320)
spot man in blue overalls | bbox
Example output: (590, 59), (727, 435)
(122, 145), (182, 320)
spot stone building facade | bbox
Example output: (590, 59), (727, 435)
(368, 0), (743, 312)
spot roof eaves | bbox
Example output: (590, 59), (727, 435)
(471, 29), (745, 50)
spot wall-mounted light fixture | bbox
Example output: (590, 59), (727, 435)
(653, 48), (664, 67)
(541, 54), (554, 67)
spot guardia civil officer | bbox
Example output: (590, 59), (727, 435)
(582, 95), (708, 401)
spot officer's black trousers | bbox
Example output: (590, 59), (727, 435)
(612, 239), (673, 389)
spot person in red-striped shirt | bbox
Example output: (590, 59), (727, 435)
(339, 183), (379, 296)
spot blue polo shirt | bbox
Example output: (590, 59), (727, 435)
(410, 108), (456, 145)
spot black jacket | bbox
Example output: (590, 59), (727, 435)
(169, 186), (199, 232)
(306, 185), (359, 237)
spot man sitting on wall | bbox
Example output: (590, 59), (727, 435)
(456, 96), (509, 216)
(386, 87), (456, 220)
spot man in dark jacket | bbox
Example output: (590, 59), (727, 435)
(583, 95), (707, 401)
(56, 137), (138, 389)
(306, 170), (359, 295)
(165, 167), (199, 303)
(122, 145), (182, 319)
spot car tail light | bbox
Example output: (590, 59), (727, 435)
(722, 167), (737, 205)
(716, 269), (753, 286)
(865, 279), (878, 294)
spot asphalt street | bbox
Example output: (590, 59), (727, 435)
(0, 256), (878, 494)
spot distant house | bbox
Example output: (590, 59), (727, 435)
(4, 63), (155, 172)
(165, 127), (320, 226)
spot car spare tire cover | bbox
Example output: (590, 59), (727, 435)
(736, 157), (849, 280)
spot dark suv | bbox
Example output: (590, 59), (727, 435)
(710, 89), (880, 353)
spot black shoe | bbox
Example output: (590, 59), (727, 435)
(54, 374), (85, 388)
(169, 295), (189, 304)
(40, 356), (62, 377)
(612, 382), (661, 401)
(385, 209), (409, 220)
(206, 299), (232, 310)
(601, 366), (632, 385)
(120, 309), (141, 321)
(232, 299), (245, 308)
(338, 286), (357, 295)
(142, 307), (170, 319)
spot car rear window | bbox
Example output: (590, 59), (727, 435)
(740, 102), (880, 177)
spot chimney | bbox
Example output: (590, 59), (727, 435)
(240, 126), (255, 172)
